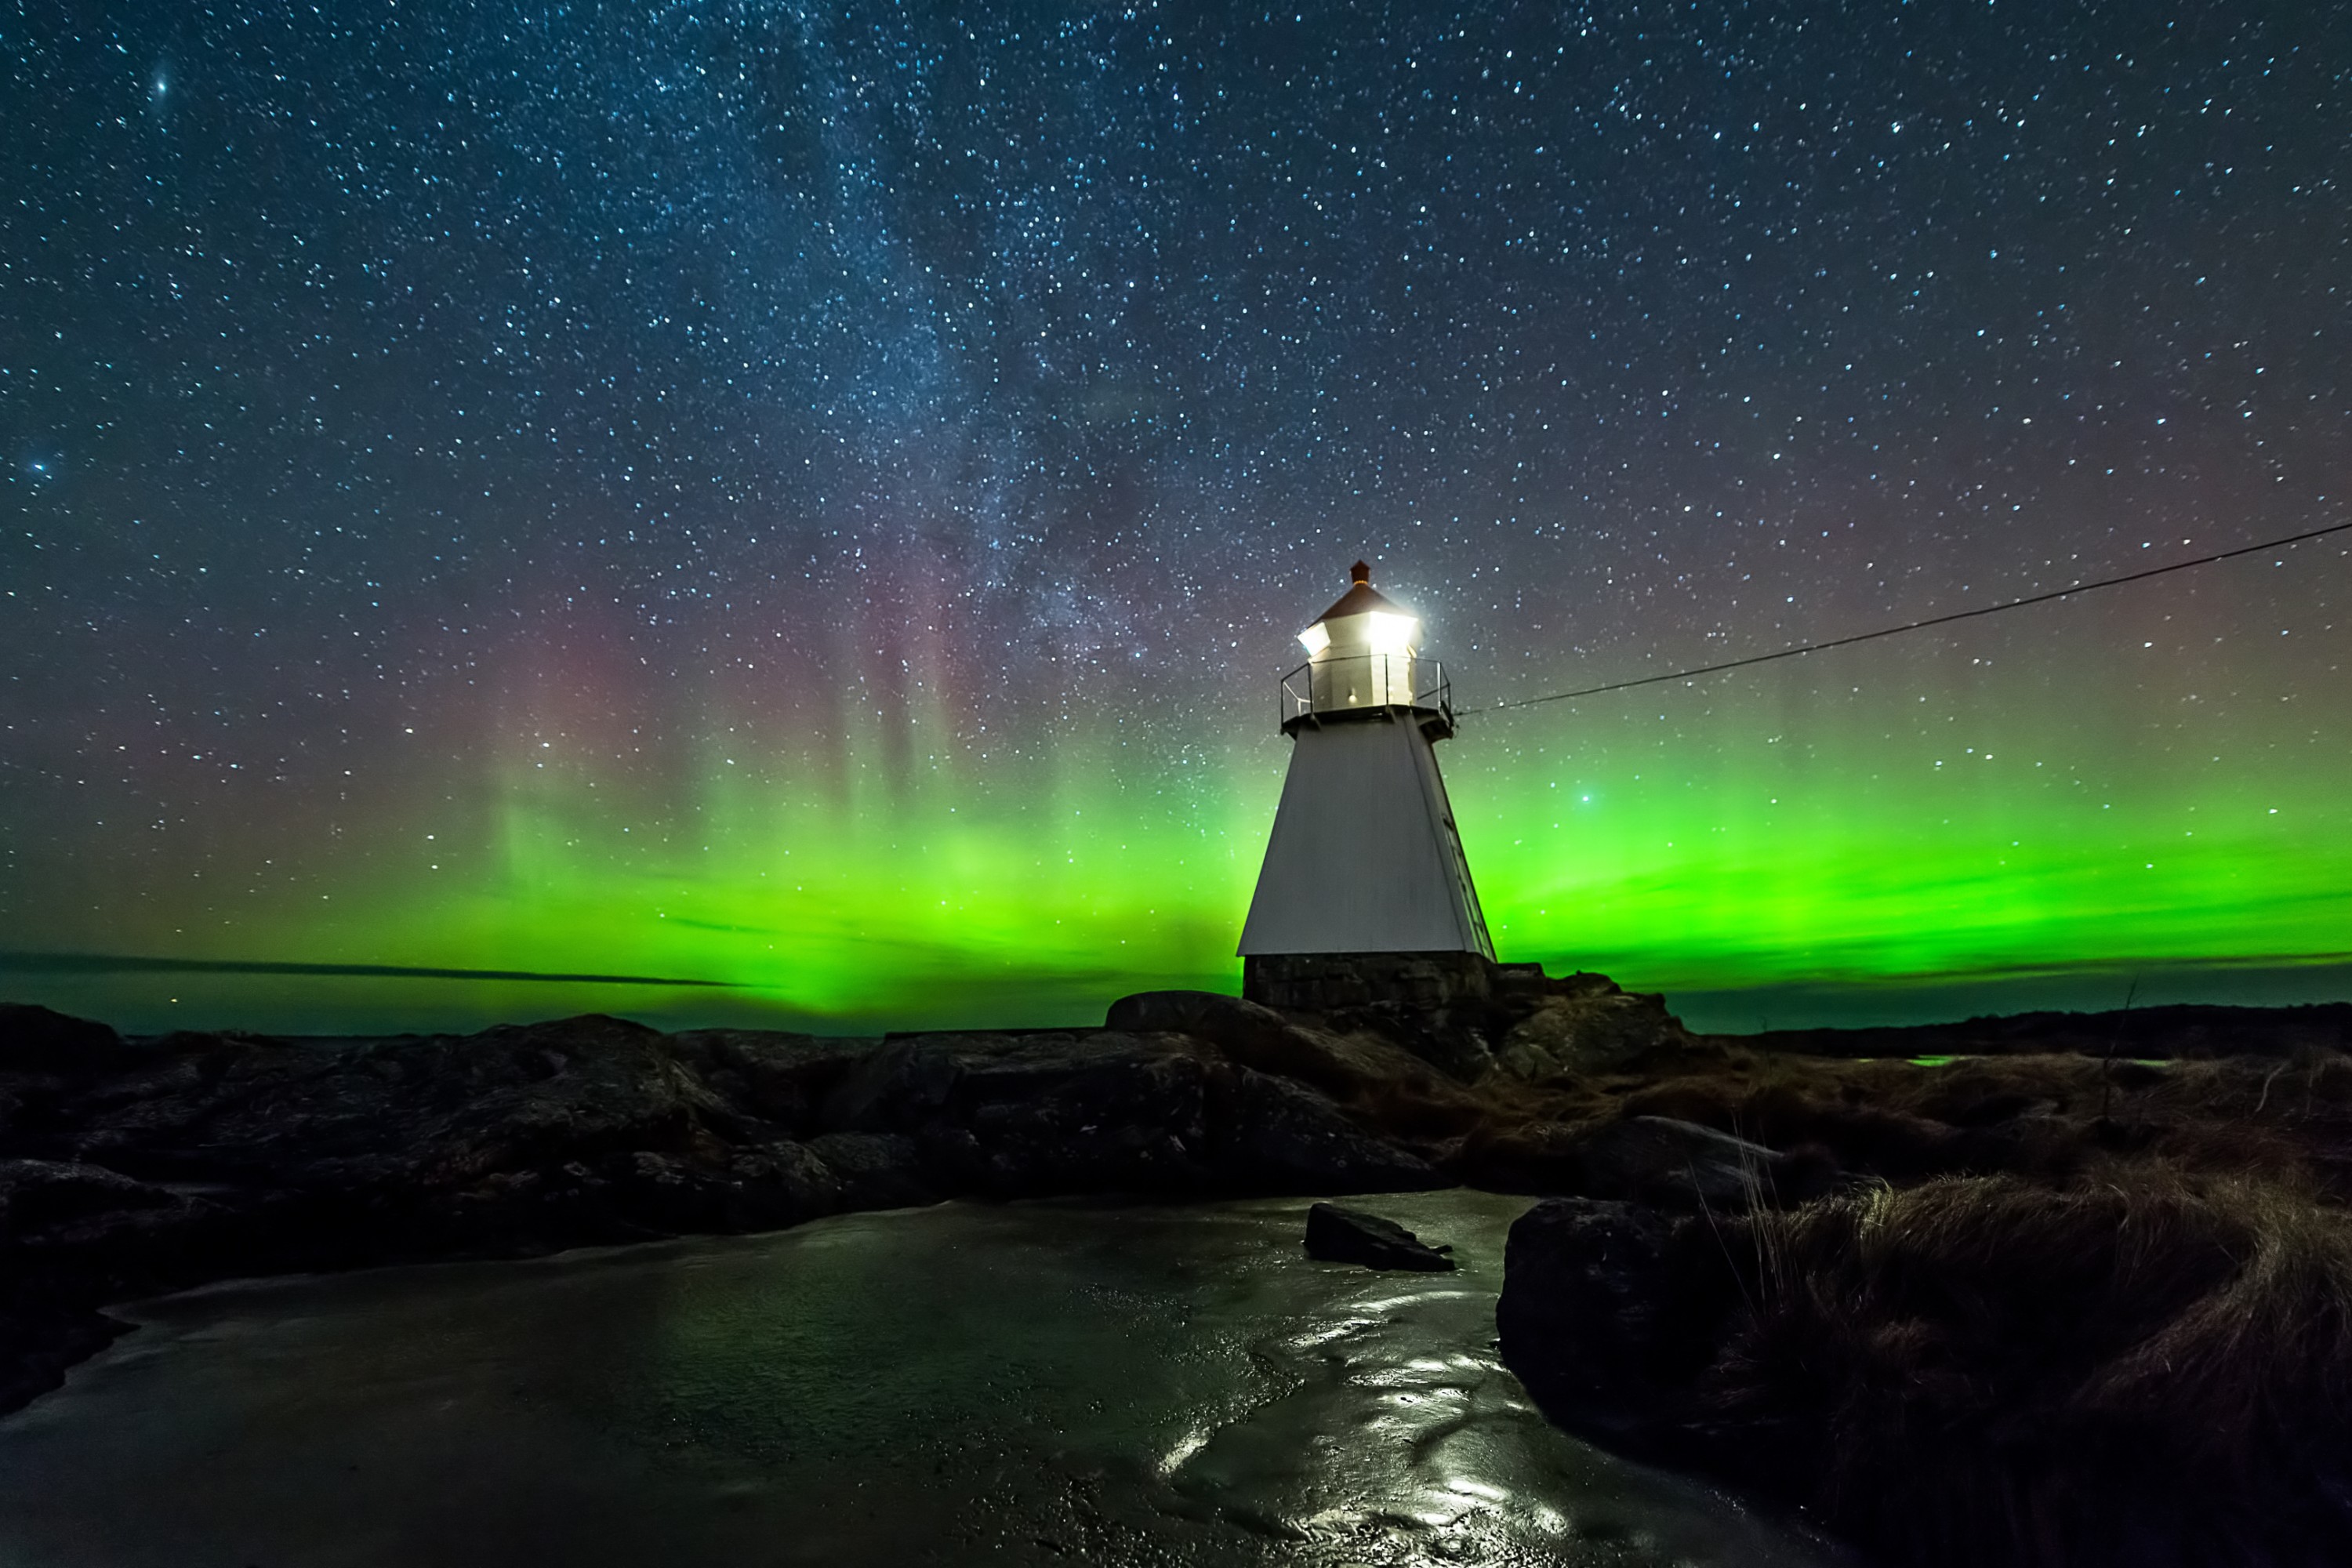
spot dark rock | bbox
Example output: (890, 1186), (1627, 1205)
(1210, 1068), (1445, 1194)
(0, 1156), (227, 1260)
(1494, 987), (1690, 1080)
(71, 1014), (731, 1187)
(1304, 1202), (1455, 1271)
(671, 1029), (858, 1134)
(0, 1006), (127, 1076)
(1494, 1196), (1741, 1457)
(1320, 1001), (1497, 1080)
(0, 1158), (183, 1233)
(954, 1040), (1210, 1198)
(804, 1131), (935, 1209)
(819, 1038), (965, 1132)
(1106, 991), (1382, 1097)
(590, 1149), (772, 1233)
(1106, 989), (1290, 1041)
(0, 1290), (130, 1415)
(728, 1139), (844, 1219)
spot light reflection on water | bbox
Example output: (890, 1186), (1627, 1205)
(0, 1191), (1858, 1566)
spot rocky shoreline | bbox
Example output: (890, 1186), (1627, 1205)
(8, 977), (2352, 1564)
(0, 990), (1451, 1413)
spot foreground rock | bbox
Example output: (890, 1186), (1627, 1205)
(1303, 1201), (1455, 1271)
(1494, 1197), (1737, 1458)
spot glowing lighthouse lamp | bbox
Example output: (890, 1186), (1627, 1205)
(1238, 562), (1497, 1011)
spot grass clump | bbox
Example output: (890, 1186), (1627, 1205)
(1710, 1167), (2352, 1567)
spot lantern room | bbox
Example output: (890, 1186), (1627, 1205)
(1281, 561), (1453, 737)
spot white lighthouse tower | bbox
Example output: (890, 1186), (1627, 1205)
(1238, 561), (1496, 1011)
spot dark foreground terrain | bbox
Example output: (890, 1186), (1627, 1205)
(6, 977), (2352, 1566)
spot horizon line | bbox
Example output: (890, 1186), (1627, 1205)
(0, 951), (738, 988)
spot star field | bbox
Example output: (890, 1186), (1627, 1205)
(3, 1), (2348, 1032)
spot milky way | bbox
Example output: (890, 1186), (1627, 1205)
(5, 2), (2348, 1033)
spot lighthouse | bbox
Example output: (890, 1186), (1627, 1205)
(1238, 562), (1497, 1011)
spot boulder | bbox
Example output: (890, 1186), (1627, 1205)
(1304, 1202), (1455, 1271)
(0, 1006), (127, 1076)
(727, 1139), (844, 1219)
(0, 1158), (184, 1233)
(1210, 1068), (1444, 1194)
(1494, 987), (1690, 1080)
(1106, 989), (1291, 1041)
(921, 1031), (1210, 1196)
(1106, 991), (1376, 1096)
(0, 1290), (130, 1417)
(0, 1158), (223, 1276)
(1494, 1196), (1740, 1455)
(1319, 1001), (1498, 1080)
(69, 1014), (731, 1186)
(670, 1029), (858, 1134)
(804, 1131), (935, 1209)
(818, 1037), (965, 1132)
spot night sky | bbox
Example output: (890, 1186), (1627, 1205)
(5, 1), (2348, 1036)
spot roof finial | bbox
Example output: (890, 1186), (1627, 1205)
(1350, 560), (1371, 585)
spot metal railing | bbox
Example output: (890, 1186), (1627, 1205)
(1279, 652), (1454, 735)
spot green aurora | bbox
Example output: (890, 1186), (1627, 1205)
(13, 561), (2347, 1037)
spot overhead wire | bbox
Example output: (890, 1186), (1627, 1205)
(1456, 518), (2352, 719)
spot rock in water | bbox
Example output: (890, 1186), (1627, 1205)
(1494, 1196), (1730, 1455)
(1303, 1202), (1455, 1272)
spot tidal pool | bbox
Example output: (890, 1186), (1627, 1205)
(0, 1190), (1854, 1566)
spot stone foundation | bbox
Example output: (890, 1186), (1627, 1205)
(1243, 951), (1523, 1012)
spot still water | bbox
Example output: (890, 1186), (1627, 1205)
(0, 1191), (1853, 1567)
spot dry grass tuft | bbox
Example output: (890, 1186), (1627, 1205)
(1709, 1166), (2352, 1567)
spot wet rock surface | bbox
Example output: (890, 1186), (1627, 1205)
(1303, 1200), (1456, 1271)
(11, 969), (2352, 1501)
(0, 999), (1479, 1413)
(0, 1193), (1853, 1568)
